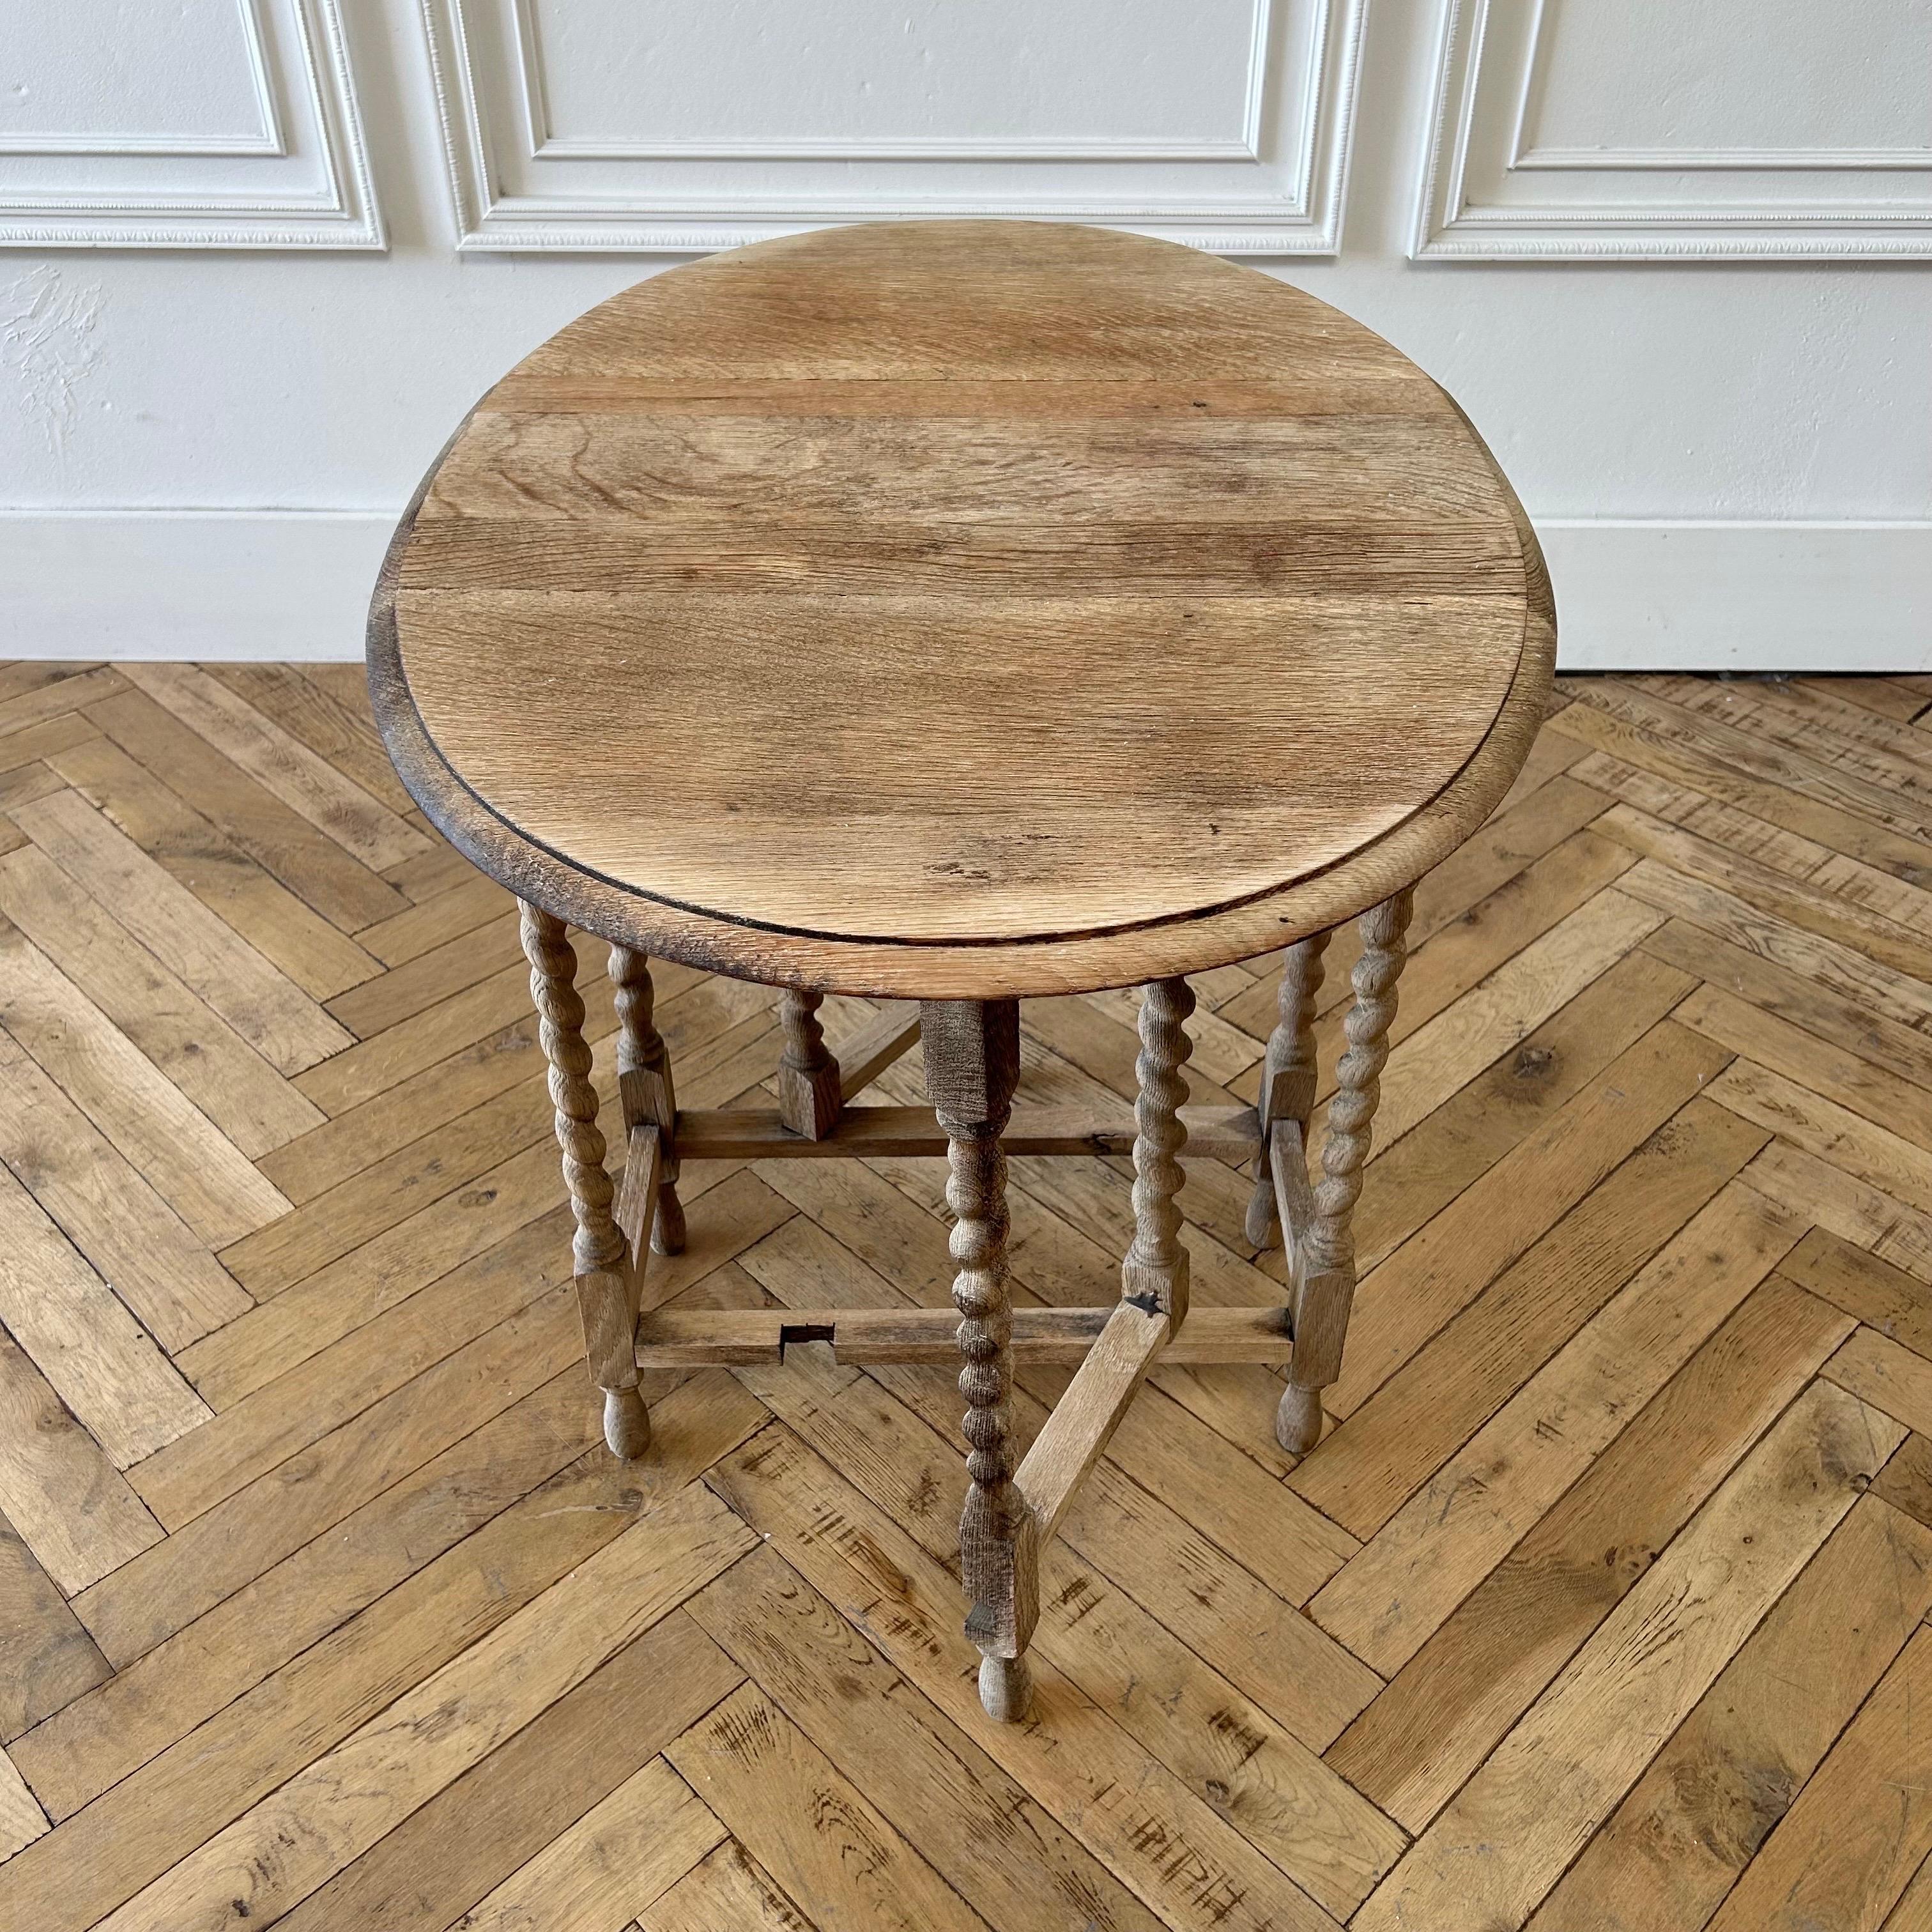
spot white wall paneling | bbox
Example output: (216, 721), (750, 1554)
(1, 0), (1927, 668)
(419, 0), (1365, 250)
(1416, 0), (1932, 259)
(0, 0), (383, 247)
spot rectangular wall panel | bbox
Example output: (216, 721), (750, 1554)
(0, 0), (382, 247)
(421, 0), (1363, 250)
(1414, 0), (1932, 259)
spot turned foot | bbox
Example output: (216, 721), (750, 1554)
(979, 1652), (1032, 1722)
(650, 1184), (686, 1255)
(1276, 1383), (1322, 1456)
(604, 1385), (652, 1459)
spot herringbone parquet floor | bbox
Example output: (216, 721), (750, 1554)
(2, 660), (1931, 1931)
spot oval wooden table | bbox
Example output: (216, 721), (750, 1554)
(367, 219), (1554, 1722)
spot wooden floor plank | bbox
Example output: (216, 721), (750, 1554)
(1602, 801), (1932, 985)
(1547, 688), (1932, 882)
(3, 665), (1929, 1924)
(1308, 1176), (1799, 1675)
(1346, 947), (1696, 1275)
(668, 1680), (995, 1932)
(1325, 1018), (1729, 1423)
(709, 1425), (1344, 1932)
(0, 1031), (251, 1352)
(203, 663), (419, 820)
(123, 662), (429, 873)
(0, 667), (126, 741)
(641, 1839), (822, 1932)
(1823, 1325), (1932, 1437)
(36, 1368), (760, 1827)
(1353, 1379), (1901, 1932)
(293, 955), (608, 1116)
(0, 843), (324, 1156)
(691, 1538), (1276, 1931)
(1703, 1620), (1932, 1932)
(0, 1157), (210, 1468)
(1325, 1274), (1851, 1832)
(1538, 1493), (1932, 1932)
(1344, 877), (1662, 1156)
(47, 721), (387, 993)
(0, 1331), (161, 1597)
(1797, 674), (1932, 724)
(0, 1749), (45, 1864)
(352, 869), (511, 965)
(436, 1756), (723, 1932)
(28, 1363), (599, 1814)
(1620, 853), (1932, 1036)
(1651, 917), (1932, 1096)
(1747, 1140), (1932, 1286)
(227, 959), (742, 1296)
(1298, 1098), (1767, 1550)
(1652, 675), (1932, 817)
(273, 1609), (741, 1932)
(1565, 678), (1932, 843)
(1784, 1227), (1932, 1361)
(83, 1485), (750, 1932)
(0, 1508), (109, 1742)
(323, 905), (526, 1038)
(11, 788), (352, 1074)
(0, 925), (290, 1247)
(1572, 744), (1932, 937)
(1715, 1055), (1932, 1217)
(0, 1391), (763, 1932)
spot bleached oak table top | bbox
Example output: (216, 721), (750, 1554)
(369, 220), (1552, 997)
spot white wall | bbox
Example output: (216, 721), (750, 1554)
(4, 0), (1928, 668)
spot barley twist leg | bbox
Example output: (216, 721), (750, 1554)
(1277, 890), (1412, 1456)
(1121, 977), (1194, 1324)
(1246, 933), (1330, 1248)
(523, 904), (649, 1459)
(920, 999), (1032, 1721)
(609, 944), (684, 1255)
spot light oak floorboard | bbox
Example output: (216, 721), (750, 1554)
(1, 666), (1928, 1931)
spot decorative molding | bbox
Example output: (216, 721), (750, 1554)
(514, 0), (1273, 161)
(421, 0), (1363, 252)
(0, 0), (382, 249)
(1414, 0), (1932, 259)
(5, 512), (1926, 673)
(0, 0), (284, 158)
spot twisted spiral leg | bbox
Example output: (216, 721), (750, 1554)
(523, 904), (649, 1460)
(777, 988), (844, 1140)
(609, 945), (684, 1255)
(1278, 889), (1412, 1456)
(1122, 977), (1194, 1322)
(949, 1128), (1016, 1519)
(1246, 933), (1330, 1248)
(921, 998), (1032, 1721)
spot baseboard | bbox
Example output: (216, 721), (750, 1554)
(3, 512), (395, 662)
(3, 511), (1927, 671)
(1538, 521), (1931, 671)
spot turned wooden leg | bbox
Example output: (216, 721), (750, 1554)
(523, 904), (649, 1460)
(1246, 933), (1330, 1249)
(610, 944), (684, 1255)
(1278, 891), (1411, 1455)
(1122, 977), (1193, 1326)
(921, 998), (1034, 1722)
(777, 988), (844, 1140)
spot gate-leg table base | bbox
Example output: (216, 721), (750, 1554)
(524, 894), (1413, 1721)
